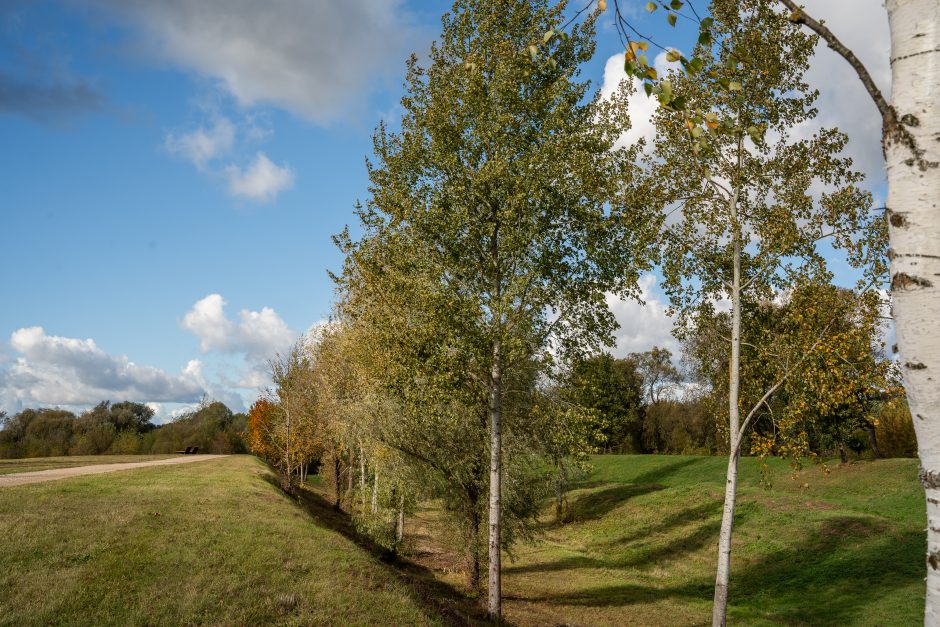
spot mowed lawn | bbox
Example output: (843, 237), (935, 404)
(0, 455), (440, 626)
(489, 455), (924, 626)
(0, 455), (176, 475)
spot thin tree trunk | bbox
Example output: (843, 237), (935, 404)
(466, 498), (482, 591)
(487, 337), (503, 621)
(346, 450), (354, 504)
(372, 471), (379, 514)
(397, 492), (405, 543)
(885, 3), (940, 621)
(867, 424), (883, 459)
(332, 455), (342, 510)
(838, 440), (849, 464)
(713, 182), (742, 627)
(360, 442), (367, 507)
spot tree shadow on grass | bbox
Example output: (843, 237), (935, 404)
(562, 482), (666, 523)
(260, 473), (496, 626)
(516, 513), (923, 625)
(727, 515), (924, 625)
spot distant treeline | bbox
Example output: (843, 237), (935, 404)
(0, 400), (247, 458)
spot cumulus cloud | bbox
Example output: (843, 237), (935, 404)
(224, 152), (294, 203)
(181, 294), (294, 360)
(0, 327), (205, 410)
(601, 51), (679, 152)
(607, 274), (680, 358)
(795, 0), (890, 191)
(165, 116), (235, 169)
(81, 0), (420, 124)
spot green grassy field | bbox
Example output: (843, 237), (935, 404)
(0, 455), (176, 475)
(0, 453), (925, 625)
(491, 455), (924, 625)
(0, 455), (441, 626)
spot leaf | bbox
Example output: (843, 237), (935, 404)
(529, 45), (539, 61)
(666, 49), (682, 62)
(670, 0), (683, 9)
(728, 81), (743, 92)
(643, 82), (654, 97)
(667, 12), (677, 27)
(598, 0), (607, 11)
(543, 29), (554, 43)
(645, 1), (657, 12)
(698, 31), (712, 47)
(691, 126), (704, 139)
(705, 112), (719, 129)
(670, 95), (686, 110)
(638, 54), (650, 68)
(646, 67), (658, 80)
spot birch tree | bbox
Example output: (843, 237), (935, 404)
(610, 0), (939, 618)
(627, 1), (884, 621)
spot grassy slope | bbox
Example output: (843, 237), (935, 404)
(0, 455), (176, 475)
(0, 455), (440, 626)
(493, 455), (924, 626)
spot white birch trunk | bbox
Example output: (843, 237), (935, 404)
(397, 492), (405, 543)
(372, 471), (379, 514)
(360, 443), (366, 508)
(487, 338), (503, 621)
(713, 179), (743, 627)
(885, 2), (940, 623)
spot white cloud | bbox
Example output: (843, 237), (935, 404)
(0, 327), (205, 411)
(82, 0), (420, 124)
(224, 152), (294, 203)
(601, 51), (679, 152)
(607, 274), (680, 359)
(165, 116), (235, 169)
(795, 0), (890, 192)
(181, 294), (294, 360)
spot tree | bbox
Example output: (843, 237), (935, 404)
(627, 1), (885, 621)
(338, 1), (650, 616)
(610, 0), (939, 618)
(630, 346), (681, 405)
(563, 353), (644, 452)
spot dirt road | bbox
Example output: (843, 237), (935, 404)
(0, 455), (228, 488)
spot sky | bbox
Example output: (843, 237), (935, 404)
(0, 0), (891, 422)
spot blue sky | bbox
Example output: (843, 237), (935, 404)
(0, 0), (889, 420)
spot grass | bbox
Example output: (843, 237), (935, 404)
(0, 455), (176, 475)
(408, 454), (925, 626)
(0, 453), (924, 625)
(0, 455), (442, 626)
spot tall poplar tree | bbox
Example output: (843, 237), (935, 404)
(634, 1), (885, 622)
(344, 0), (650, 618)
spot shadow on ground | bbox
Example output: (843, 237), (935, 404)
(260, 472), (495, 626)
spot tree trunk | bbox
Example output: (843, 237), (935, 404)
(360, 443), (367, 507)
(372, 471), (379, 514)
(555, 463), (566, 523)
(332, 455), (342, 510)
(465, 488), (483, 591)
(885, 2), (940, 622)
(867, 424), (883, 459)
(397, 492), (405, 543)
(346, 450), (355, 503)
(713, 192), (742, 627)
(487, 338), (503, 621)
(838, 440), (849, 464)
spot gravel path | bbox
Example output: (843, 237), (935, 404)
(0, 455), (228, 488)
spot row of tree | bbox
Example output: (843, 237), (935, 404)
(0, 400), (247, 458)
(242, 0), (918, 622)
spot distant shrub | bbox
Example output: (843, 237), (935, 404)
(875, 397), (917, 458)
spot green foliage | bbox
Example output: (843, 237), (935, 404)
(562, 353), (644, 452)
(0, 400), (247, 459)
